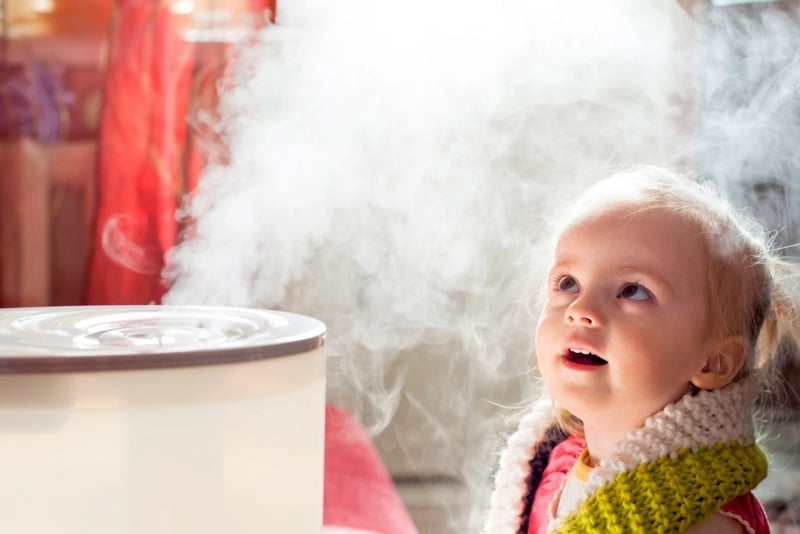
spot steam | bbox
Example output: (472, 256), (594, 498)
(101, 215), (164, 274)
(162, 0), (798, 530)
(695, 4), (800, 251)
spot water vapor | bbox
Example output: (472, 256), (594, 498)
(695, 3), (800, 251)
(161, 0), (800, 529)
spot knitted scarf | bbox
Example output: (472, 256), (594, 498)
(485, 378), (768, 534)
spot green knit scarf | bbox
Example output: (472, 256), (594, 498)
(554, 440), (767, 533)
(485, 377), (768, 534)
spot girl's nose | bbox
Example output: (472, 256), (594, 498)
(565, 297), (601, 326)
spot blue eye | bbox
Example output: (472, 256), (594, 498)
(557, 276), (579, 293)
(619, 284), (651, 301)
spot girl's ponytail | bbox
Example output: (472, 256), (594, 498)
(754, 254), (800, 419)
(756, 257), (800, 369)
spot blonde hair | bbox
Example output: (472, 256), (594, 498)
(542, 166), (800, 435)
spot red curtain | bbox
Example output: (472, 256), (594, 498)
(87, 0), (193, 304)
(87, 0), (275, 304)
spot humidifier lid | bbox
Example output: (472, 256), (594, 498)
(0, 305), (325, 373)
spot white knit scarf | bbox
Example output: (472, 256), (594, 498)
(484, 378), (761, 533)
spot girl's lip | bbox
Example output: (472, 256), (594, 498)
(561, 354), (608, 371)
(559, 341), (608, 369)
(560, 340), (602, 358)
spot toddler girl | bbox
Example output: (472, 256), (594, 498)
(486, 167), (800, 533)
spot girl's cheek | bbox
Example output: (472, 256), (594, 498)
(548, 296), (576, 315)
(545, 292), (569, 306)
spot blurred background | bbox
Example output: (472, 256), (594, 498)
(1, 0), (799, 532)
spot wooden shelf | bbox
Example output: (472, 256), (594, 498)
(0, 138), (97, 306)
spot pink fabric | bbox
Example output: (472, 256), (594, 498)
(719, 492), (771, 533)
(528, 435), (585, 534)
(324, 405), (418, 534)
(87, 0), (193, 305)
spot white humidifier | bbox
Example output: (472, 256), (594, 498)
(0, 305), (326, 533)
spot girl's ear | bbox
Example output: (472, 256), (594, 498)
(691, 336), (747, 390)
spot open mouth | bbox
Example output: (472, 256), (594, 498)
(565, 349), (608, 366)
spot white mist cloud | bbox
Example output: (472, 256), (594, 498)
(161, 0), (800, 529)
(695, 4), (800, 250)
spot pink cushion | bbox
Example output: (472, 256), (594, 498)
(324, 404), (418, 534)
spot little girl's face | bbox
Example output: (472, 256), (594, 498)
(535, 207), (717, 436)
